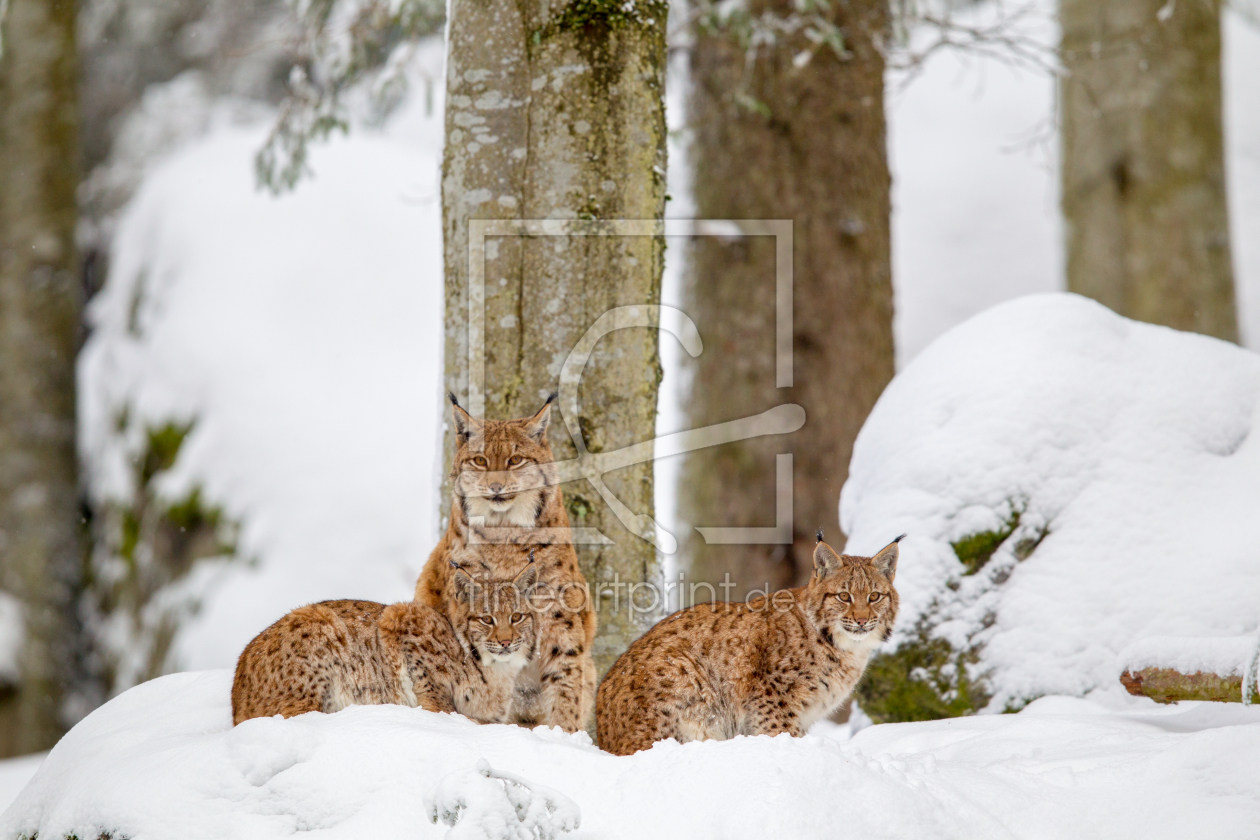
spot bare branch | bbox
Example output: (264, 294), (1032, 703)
(256, 0), (444, 193)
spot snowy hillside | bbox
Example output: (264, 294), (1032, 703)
(841, 294), (1260, 717)
(77, 41), (448, 688)
(4, 670), (1260, 839)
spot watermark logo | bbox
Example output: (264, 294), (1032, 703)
(463, 218), (799, 554)
(458, 570), (810, 619)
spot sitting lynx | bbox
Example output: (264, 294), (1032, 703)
(416, 394), (597, 732)
(596, 533), (902, 755)
(232, 560), (538, 725)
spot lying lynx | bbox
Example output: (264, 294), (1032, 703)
(415, 394), (597, 732)
(596, 533), (902, 755)
(232, 561), (539, 725)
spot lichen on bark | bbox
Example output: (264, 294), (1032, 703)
(440, 0), (668, 683)
(0, 0), (83, 756)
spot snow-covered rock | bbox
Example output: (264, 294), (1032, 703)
(841, 293), (1260, 716)
(4, 670), (1260, 839)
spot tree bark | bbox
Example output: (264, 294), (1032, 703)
(0, 0), (83, 756)
(1060, 0), (1237, 341)
(440, 0), (668, 676)
(680, 0), (895, 596)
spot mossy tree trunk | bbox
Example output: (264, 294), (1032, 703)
(680, 0), (895, 596)
(440, 0), (668, 675)
(0, 0), (83, 756)
(1060, 0), (1238, 341)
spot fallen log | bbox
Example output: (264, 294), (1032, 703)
(1120, 667), (1256, 704)
(1118, 635), (1260, 705)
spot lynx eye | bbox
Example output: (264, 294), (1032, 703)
(507, 455), (525, 467)
(837, 592), (852, 603)
(477, 615), (494, 625)
(869, 592), (881, 603)
(511, 612), (525, 623)
(471, 456), (489, 468)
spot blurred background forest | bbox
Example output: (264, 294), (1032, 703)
(2, 0), (1259, 768)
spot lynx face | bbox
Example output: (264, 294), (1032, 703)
(803, 538), (900, 649)
(449, 395), (559, 528)
(450, 560), (539, 667)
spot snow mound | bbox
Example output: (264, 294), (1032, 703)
(425, 759), (580, 840)
(841, 293), (1260, 713)
(5, 671), (1260, 839)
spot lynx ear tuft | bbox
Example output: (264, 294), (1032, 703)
(872, 537), (901, 582)
(514, 560), (538, 592)
(813, 540), (842, 578)
(815, 527), (824, 543)
(447, 391), (461, 408)
(450, 398), (482, 446)
(451, 564), (475, 604)
(524, 396), (553, 443)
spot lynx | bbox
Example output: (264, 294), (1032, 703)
(596, 533), (902, 755)
(415, 394), (597, 732)
(232, 561), (539, 725)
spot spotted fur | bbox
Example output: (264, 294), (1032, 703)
(231, 563), (538, 725)
(595, 536), (902, 755)
(414, 395), (597, 732)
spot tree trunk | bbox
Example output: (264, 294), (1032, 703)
(1060, 0), (1237, 341)
(440, 0), (668, 677)
(0, 0), (83, 756)
(680, 0), (895, 596)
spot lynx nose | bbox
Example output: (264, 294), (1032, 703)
(489, 482), (504, 493)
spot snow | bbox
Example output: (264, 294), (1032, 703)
(888, 1), (1260, 359)
(77, 40), (448, 685)
(887, 1), (1062, 365)
(34, 9), (1260, 834)
(0, 753), (43, 816)
(0, 591), (21, 686)
(1119, 635), (1260, 680)
(426, 759), (581, 840)
(841, 294), (1260, 712)
(1225, 5), (1260, 348)
(5, 670), (1260, 839)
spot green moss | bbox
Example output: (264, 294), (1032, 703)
(566, 493), (594, 522)
(545, 0), (667, 35)
(120, 509), (141, 564)
(140, 421), (194, 485)
(951, 509), (1021, 575)
(92, 408), (240, 690)
(859, 506), (1053, 722)
(856, 623), (990, 724)
(163, 488), (219, 533)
